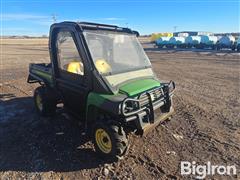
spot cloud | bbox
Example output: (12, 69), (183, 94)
(1, 13), (55, 28)
(99, 17), (125, 21)
(1, 13), (53, 35)
(1, 13), (127, 36)
(1, 13), (126, 24)
(1, 13), (50, 21)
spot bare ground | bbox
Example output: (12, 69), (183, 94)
(0, 39), (239, 179)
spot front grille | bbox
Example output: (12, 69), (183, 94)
(138, 87), (164, 108)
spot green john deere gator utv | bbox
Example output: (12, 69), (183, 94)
(27, 21), (175, 159)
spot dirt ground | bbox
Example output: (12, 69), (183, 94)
(0, 38), (239, 179)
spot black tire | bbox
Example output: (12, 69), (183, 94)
(34, 86), (57, 116)
(93, 122), (128, 159)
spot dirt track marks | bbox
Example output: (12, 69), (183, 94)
(1, 39), (239, 179)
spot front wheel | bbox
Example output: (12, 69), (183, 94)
(93, 123), (128, 159)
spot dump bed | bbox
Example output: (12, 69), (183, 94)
(27, 63), (54, 87)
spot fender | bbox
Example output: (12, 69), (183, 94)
(86, 92), (127, 117)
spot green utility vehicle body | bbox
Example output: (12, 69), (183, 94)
(28, 22), (175, 158)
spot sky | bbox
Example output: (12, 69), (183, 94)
(1, 0), (240, 36)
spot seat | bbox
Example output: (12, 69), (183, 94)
(67, 61), (84, 75)
(95, 59), (112, 74)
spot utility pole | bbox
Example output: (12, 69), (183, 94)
(173, 26), (177, 32)
(52, 14), (57, 23)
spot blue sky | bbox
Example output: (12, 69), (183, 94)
(1, 0), (240, 36)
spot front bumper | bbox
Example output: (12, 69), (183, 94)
(124, 93), (174, 135)
(122, 81), (175, 135)
(142, 106), (174, 134)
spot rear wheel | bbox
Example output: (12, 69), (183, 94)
(34, 86), (57, 116)
(93, 122), (128, 159)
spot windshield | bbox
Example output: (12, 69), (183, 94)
(83, 30), (154, 88)
(83, 30), (151, 75)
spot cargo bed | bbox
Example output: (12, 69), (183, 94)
(27, 63), (54, 86)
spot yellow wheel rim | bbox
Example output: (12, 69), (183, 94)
(36, 94), (43, 111)
(95, 128), (112, 154)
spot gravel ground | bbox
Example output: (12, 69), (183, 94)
(0, 38), (239, 179)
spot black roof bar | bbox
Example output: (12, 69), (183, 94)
(57, 21), (134, 34)
(78, 22), (119, 29)
(77, 21), (133, 34)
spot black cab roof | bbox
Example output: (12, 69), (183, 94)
(51, 21), (139, 36)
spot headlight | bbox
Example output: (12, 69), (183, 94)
(122, 98), (140, 115)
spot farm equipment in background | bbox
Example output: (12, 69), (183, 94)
(198, 35), (218, 49)
(185, 36), (201, 48)
(150, 32), (173, 42)
(216, 35), (236, 50)
(232, 38), (240, 51)
(155, 34), (239, 51)
(236, 38), (240, 51)
(167, 32), (188, 48)
(155, 37), (171, 48)
(168, 37), (186, 48)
